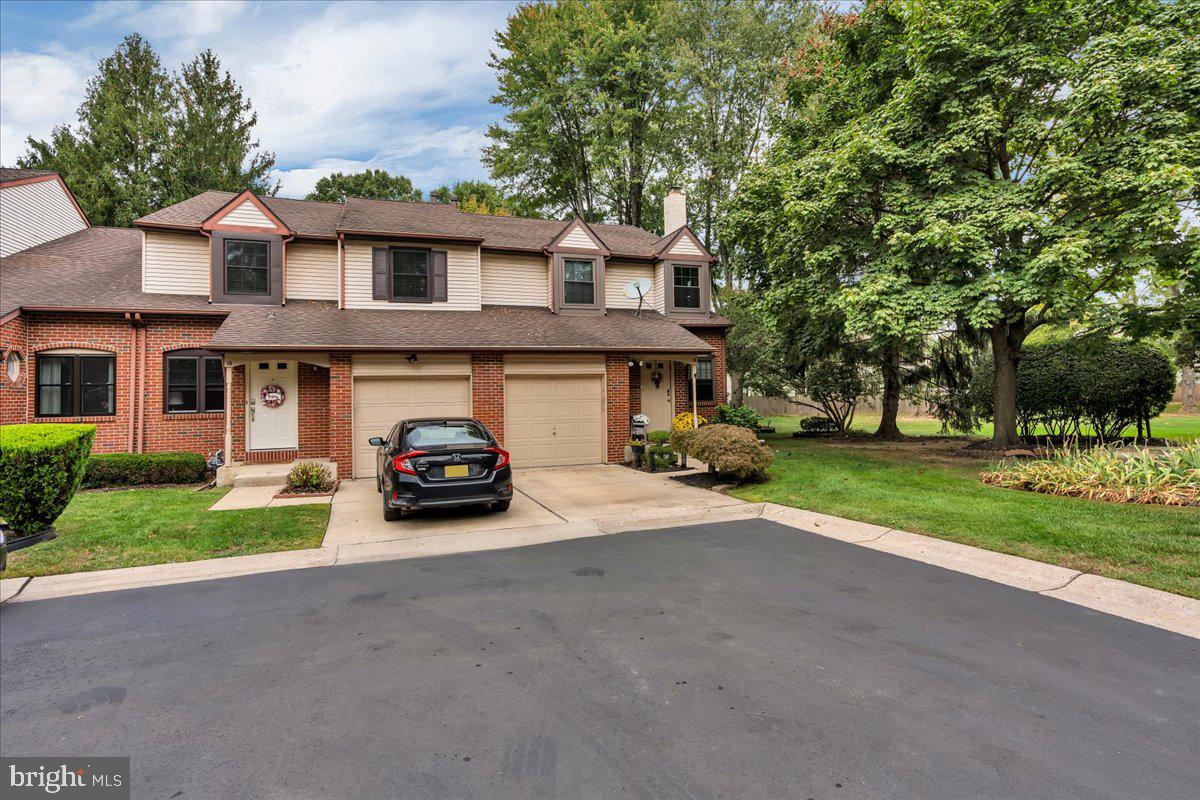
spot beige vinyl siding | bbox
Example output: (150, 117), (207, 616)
(285, 241), (338, 301)
(604, 261), (655, 310)
(480, 251), (549, 306)
(560, 224), (599, 250)
(0, 179), (87, 257)
(351, 353), (471, 377)
(650, 262), (667, 313)
(216, 199), (274, 228)
(344, 239), (481, 311)
(142, 230), (210, 295)
(669, 234), (704, 257)
(504, 354), (605, 376)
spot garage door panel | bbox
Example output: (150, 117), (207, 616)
(352, 376), (470, 478)
(505, 374), (603, 468)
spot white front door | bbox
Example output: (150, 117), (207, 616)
(249, 360), (298, 450)
(639, 360), (674, 431)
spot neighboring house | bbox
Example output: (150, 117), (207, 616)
(0, 180), (728, 478)
(0, 169), (89, 257)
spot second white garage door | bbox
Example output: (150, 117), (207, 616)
(352, 376), (470, 478)
(505, 374), (604, 468)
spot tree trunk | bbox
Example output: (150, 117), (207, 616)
(1181, 365), (1197, 414)
(874, 343), (904, 439)
(989, 324), (1023, 450)
(730, 371), (744, 406)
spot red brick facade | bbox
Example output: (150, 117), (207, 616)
(674, 327), (728, 420)
(1, 310), (728, 471)
(471, 354), (505, 447)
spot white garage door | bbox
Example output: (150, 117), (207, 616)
(352, 376), (470, 478)
(505, 374), (604, 468)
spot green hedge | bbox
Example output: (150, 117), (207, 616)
(0, 424), (96, 536)
(82, 451), (208, 488)
(972, 338), (1176, 439)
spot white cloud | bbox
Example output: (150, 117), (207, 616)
(2, 0), (512, 189)
(0, 50), (91, 165)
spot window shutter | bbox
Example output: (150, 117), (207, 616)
(372, 248), (389, 300)
(431, 250), (448, 302)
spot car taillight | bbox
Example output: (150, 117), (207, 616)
(485, 446), (510, 470)
(392, 450), (427, 475)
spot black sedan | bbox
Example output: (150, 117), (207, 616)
(370, 418), (513, 521)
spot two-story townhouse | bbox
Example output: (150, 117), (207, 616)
(0, 174), (729, 479)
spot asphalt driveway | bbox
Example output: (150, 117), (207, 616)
(2, 519), (1196, 799)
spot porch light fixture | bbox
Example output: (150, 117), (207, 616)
(407, 353), (419, 363)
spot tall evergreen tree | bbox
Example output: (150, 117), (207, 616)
(165, 49), (278, 205)
(21, 33), (174, 227)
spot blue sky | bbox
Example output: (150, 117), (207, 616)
(0, 0), (520, 198)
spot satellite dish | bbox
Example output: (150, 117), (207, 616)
(622, 278), (653, 317)
(622, 278), (652, 300)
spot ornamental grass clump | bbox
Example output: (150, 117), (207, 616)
(980, 443), (1200, 506)
(285, 461), (334, 494)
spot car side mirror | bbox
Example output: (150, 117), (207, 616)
(368, 437), (385, 447)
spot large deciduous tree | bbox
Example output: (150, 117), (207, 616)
(305, 169), (422, 203)
(729, 0), (1199, 449)
(20, 35), (276, 227)
(428, 179), (544, 218)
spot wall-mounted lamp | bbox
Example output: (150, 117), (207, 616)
(407, 354), (420, 363)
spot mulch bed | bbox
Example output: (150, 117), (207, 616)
(274, 480), (340, 500)
(669, 472), (735, 492)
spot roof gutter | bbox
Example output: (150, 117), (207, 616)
(202, 343), (715, 354)
(336, 228), (485, 244)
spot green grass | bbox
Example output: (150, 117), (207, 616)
(732, 417), (1200, 598)
(4, 487), (330, 578)
(838, 404), (1200, 442)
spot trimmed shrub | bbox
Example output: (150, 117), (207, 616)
(0, 424), (95, 536)
(286, 461), (334, 493)
(647, 444), (677, 470)
(82, 451), (208, 488)
(799, 415), (840, 434)
(714, 403), (763, 430)
(673, 423), (773, 481)
(648, 429), (672, 445)
(972, 338), (1176, 439)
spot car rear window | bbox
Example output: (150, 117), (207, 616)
(406, 422), (490, 449)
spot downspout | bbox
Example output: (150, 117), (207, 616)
(691, 360), (698, 428)
(223, 360), (233, 465)
(280, 234), (295, 306)
(125, 313), (137, 451)
(135, 313), (146, 452)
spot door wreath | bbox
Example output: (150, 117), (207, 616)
(260, 384), (286, 408)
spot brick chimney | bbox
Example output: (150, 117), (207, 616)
(663, 186), (686, 234)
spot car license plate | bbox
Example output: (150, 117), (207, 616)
(445, 464), (469, 478)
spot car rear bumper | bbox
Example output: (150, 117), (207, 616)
(384, 468), (513, 510)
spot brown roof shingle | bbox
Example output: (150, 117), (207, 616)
(0, 167), (59, 184)
(136, 191), (686, 258)
(206, 302), (714, 353)
(0, 227), (217, 317)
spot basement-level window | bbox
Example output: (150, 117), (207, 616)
(36, 353), (116, 417)
(165, 350), (225, 413)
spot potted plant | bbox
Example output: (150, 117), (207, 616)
(627, 438), (646, 468)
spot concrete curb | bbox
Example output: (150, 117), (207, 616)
(4, 500), (1197, 640)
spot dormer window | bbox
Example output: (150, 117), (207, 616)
(224, 239), (270, 295)
(563, 258), (596, 305)
(673, 265), (701, 309)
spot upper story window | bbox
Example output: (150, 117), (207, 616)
(36, 352), (116, 417)
(224, 239), (270, 295)
(673, 265), (701, 310)
(563, 258), (596, 305)
(392, 248), (430, 301)
(165, 350), (224, 413)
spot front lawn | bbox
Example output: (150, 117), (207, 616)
(3, 487), (330, 578)
(731, 418), (1200, 599)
